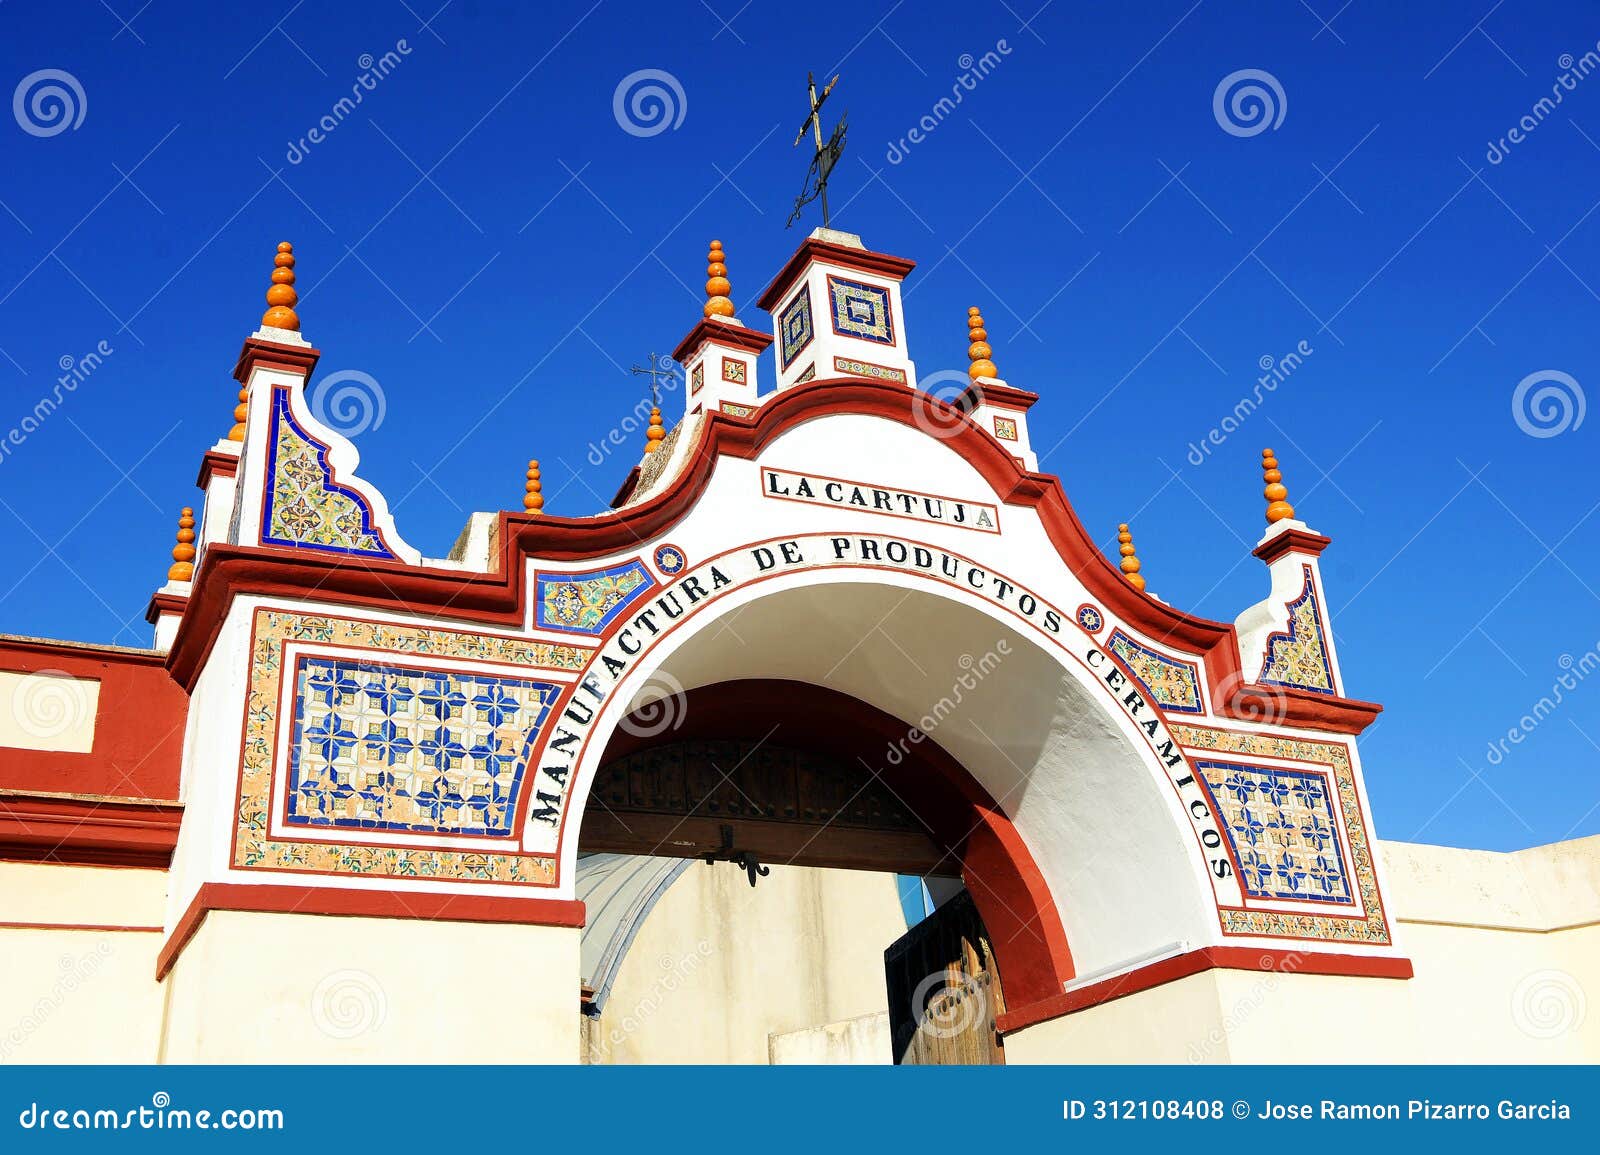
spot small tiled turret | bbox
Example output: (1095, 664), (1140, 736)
(954, 306), (1039, 471)
(756, 228), (917, 391)
(671, 240), (772, 420)
(1235, 449), (1346, 697)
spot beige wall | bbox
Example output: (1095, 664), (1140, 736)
(1005, 836), (1600, 1064)
(588, 862), (907, 1064)
(159, 910), (580, 1063)
(0, 862), (166, 1063)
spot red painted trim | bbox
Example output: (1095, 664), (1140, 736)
(156, 882), (586, 980)
(756, 239), (917, 311)
(1253, 526), (1333, 564)
(232, 336), (320, 383)
(671, 318), (774, 364)
(196, 448), (240, 488)
(956, 379), (1038, 413)
(143, 591), (187, 626)
(0, 920), (161, 933)
(0, 792), (182, 868)
(598, 679), (1076, 1008)
(163, 376), (1382, 735)
(0, 637), (188, 800)
(995, 945), (1413, 1035)
(610, 464), (641, 509)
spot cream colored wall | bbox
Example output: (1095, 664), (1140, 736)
(770, 1011), (892, 1064)
(589, 862), (906, 1064)
(159, 911), (580, 1063)
(1005, 836), (1600, 1064)
(0, 862), (166, 1063)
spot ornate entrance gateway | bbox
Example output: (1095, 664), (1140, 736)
(2, 229), (1446, 1065)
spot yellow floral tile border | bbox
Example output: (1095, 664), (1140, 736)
(1172, 724), (1393, 947)
(233, 607), (592, 885)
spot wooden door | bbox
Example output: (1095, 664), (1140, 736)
(884, 889), (1005, 1065)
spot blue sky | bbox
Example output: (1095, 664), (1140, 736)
(1, 0), (1598, 852)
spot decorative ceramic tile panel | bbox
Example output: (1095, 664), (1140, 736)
(236, 609), (592, 885)
(1076, 604), (1103, 633)
(535, 561), (655, 635)
(793, 363), (816, 384)
(779, 289), (814, 368)
(653, 544), (687, 575)
(1259, 565), (1335, 694)
(721, 358), (746, 384)
(993, 415), (1018, 441)
(286, 656), (560, 836)
(691, 363), (703, 394)
(262, 388), (394, 559)
(1108, 629), (1203, 714)
(719, 401), (756, 417)
(1172, 724), (1392, 945)
(827, 275), (894, 345)
(1194, 759), (1352, 904)
(831, 356), (906, 384)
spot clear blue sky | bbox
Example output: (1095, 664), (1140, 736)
(1, 1), (1597, 852)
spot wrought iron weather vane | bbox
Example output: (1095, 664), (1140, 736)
(787, 71), (847, 229)
(629, 351), (677, 407)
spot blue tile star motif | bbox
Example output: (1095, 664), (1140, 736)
(287, 656), (561, 836)
(1195, 759), (1354, 905)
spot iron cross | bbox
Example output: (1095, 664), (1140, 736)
(629, 352), (677, 407)
(787, 71), (847, 229)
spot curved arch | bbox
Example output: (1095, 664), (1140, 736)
(592, 678), (1076, 1007)
(169, 376), (1382, 735)
(553, 568), (1225, 1006)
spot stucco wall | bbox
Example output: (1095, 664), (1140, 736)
(0, 862), (166, 1063)
(159, 911), (580, 1063)
(588, 862), (906, 1064)
(1004, 836), (1600, 1064)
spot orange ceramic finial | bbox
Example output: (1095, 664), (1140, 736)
(967, 307), (997, 381)
(1117, 523), (1145, 592)
(228, 383), (248, 441)
(704, 240), (735, 319)
(644, 406), (666, 453)
(168, 507), (197, 582)
(260, 241), (300, 331)
(523, 459), (544, 514)
(1262, 448), (1295, 524)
